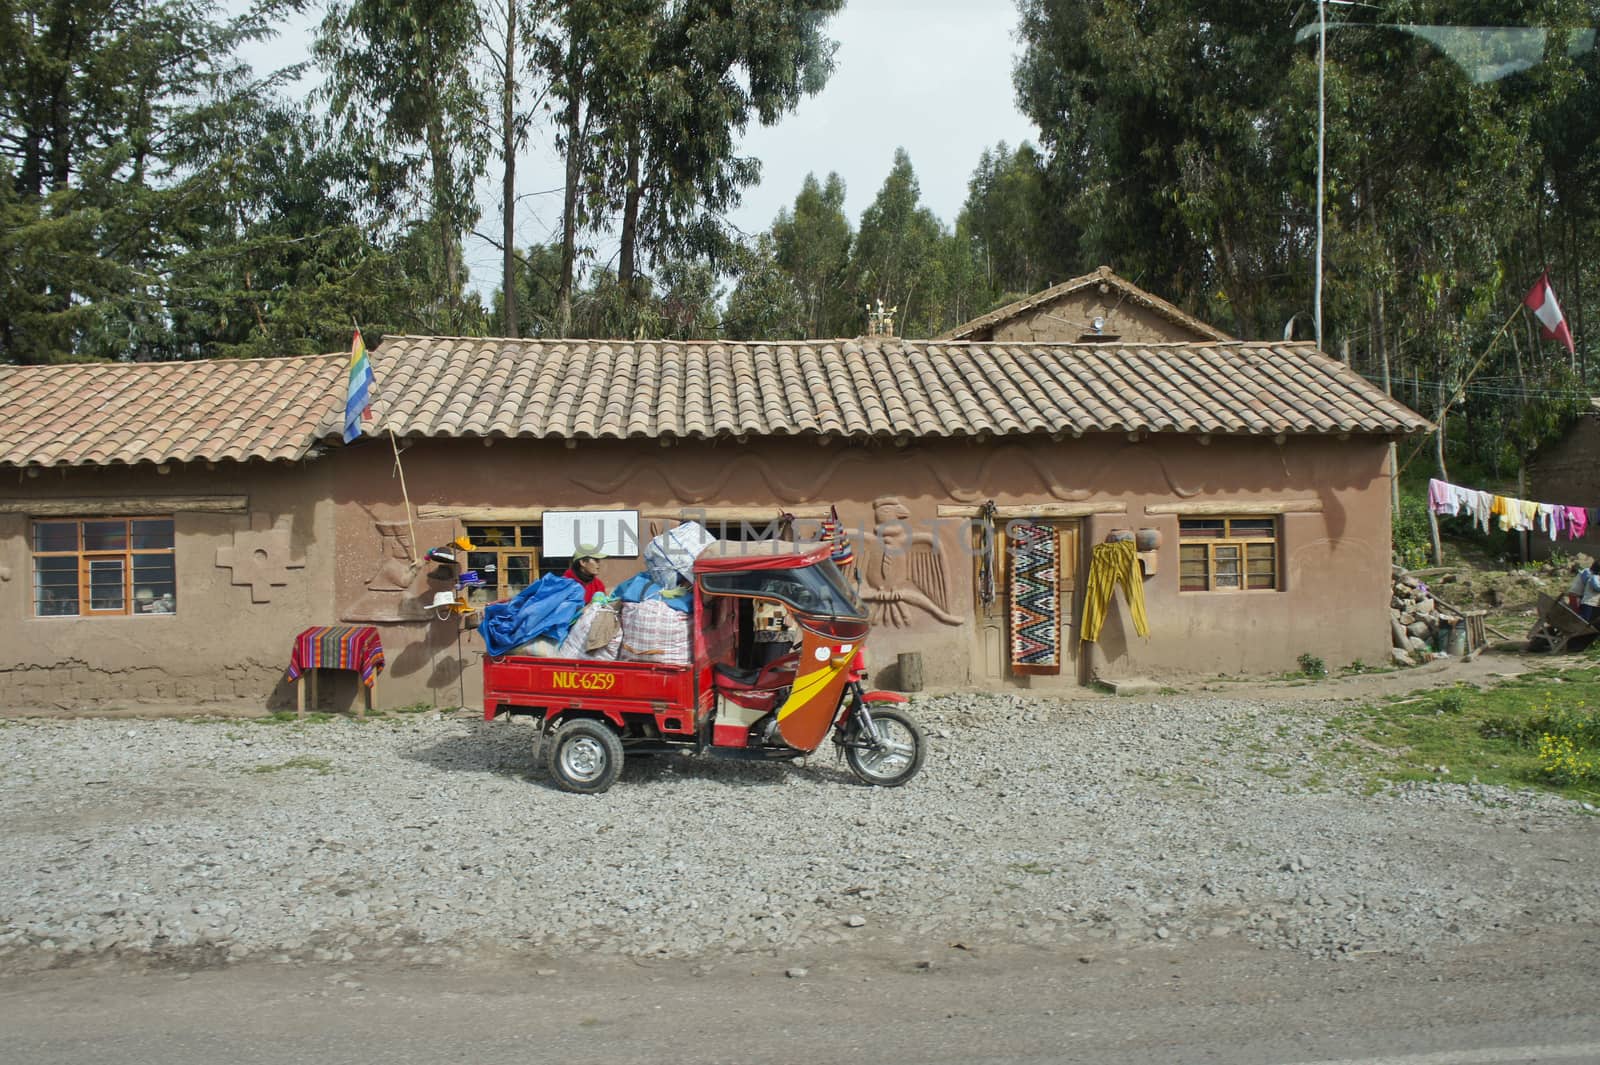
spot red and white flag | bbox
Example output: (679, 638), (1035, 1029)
(1523, 271), (1576, 356)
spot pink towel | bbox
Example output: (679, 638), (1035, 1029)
(1427, 479), (1452, 514)
(1568, 506), (1588, 540)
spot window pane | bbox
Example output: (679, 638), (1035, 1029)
(32, 522), (78, 552)
(1179, 545), (1209, 591)
(88, 558), (125, 611)
(1230, 518), (1276, 539)
(34, 556), (78, 615)
(502, 554), (533, 597)
(83, 520), (127, 551)
(130, 519), (174, 550)
(518, 525), (542, 547)
(462, 550), (501, 606)
(1213, 545), (1241, 589)
(1246, 544), (1277, 590)
(1179, 519), (1225, 540)
(468, 525), (515, 547)
(132, 554), (176, 612)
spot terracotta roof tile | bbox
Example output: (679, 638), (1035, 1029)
(356, 336), (1427, 444)
(0, 337), (1429, 468)
(0, 354), (344, 468)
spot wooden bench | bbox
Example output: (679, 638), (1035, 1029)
(1527, 594), (1598, 655)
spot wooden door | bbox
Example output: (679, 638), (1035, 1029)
(975, 518), (1081, 679)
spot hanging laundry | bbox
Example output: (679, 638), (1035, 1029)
(1425, 477), (1597, 542)
(1080, 539), (1150, 644)
(1568, 506), (1588, 540)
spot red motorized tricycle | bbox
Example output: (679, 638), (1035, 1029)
(482, 541), (926, 794)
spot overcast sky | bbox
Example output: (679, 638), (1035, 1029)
(237, 0), (1040, 297)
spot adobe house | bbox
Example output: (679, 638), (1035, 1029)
(0, 330), (1425, 712)
(940, 265), (1234, 345)
(1525, 398), (1600, 561)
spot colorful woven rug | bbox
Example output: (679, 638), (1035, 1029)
(285, 625), (386, 687)
(1009, 521), (1060, 675)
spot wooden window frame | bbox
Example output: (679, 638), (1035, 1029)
(461, 521), (562, 607)
(31, 516), (177, 618)
(1178, 517), (1279, 593)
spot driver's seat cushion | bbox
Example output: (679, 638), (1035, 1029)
(714, 663), (764, 688)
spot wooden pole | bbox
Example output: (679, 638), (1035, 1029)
(1398, 301), (1525, 478)
(389, 429), (419, 563)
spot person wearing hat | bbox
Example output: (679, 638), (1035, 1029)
(563, 545), (608, 604)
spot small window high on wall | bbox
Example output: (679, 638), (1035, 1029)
(1178, 517), (1278, 592)
(32, 517), (177, 616)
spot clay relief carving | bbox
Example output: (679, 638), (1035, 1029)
(346, 520), (432, 622)
(215, 513), (306, 603)
(858, 498), (962, 628)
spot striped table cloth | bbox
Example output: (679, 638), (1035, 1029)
(284, 625), (385, 688)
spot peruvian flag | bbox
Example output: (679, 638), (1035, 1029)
(1524, 271), (1576, 356)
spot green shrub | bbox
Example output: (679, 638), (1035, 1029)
(1392, 491), (1433, 569)
(1298, 652), (1327, 677)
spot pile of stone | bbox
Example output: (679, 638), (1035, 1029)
(1389, 566), (1464, 664)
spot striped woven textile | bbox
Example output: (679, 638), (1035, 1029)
(284, 625), (385, 687)
(1009, 521), (1060, 675)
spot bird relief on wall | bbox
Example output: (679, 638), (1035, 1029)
(858, 497), (962, 628)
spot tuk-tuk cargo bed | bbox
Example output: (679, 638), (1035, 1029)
(482, 654), (697, 729)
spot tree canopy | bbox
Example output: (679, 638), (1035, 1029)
(2, 0), (1595, 483)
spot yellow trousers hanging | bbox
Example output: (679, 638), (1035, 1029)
(1080, 539), (1150, 643)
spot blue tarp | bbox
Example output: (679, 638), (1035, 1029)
(479, 574), (586, 656)
(612, 571), (693, 614)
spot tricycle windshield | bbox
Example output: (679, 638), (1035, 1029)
(699, 557), (866, 620)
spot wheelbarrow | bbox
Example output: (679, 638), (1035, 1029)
(1527, 593), (1598, 654)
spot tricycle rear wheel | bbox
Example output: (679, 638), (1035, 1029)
(845, 707), (925, 787)
(546, 718), (624, 794)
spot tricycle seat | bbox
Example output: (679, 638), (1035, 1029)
(714, 663), (764, 688)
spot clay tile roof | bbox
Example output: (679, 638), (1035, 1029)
(363, 335), (1428, 443)
(0, 354), (345, 468)
(938, 265), (1235, 343)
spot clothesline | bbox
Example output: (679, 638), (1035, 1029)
(1428, 478), (1595, 542)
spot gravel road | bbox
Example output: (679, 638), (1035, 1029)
(3, 688), (1597, 973)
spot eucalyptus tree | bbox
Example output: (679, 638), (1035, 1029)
(959, 140), (1058, 302)
(0, 0), (270, 362)
(850, 149), (949, 337)
(316, 0), (487, 334)
(531, 0), (841, 335)
(772, 171), (853, 337)
(724, 234), (807, 339)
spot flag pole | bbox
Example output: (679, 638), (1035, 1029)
(349, 317), (420, 564)
(388, 428), (420, 565)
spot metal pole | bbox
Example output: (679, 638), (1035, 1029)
(1314, 0), (1326, 349)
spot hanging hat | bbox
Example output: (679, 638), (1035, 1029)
(457, 570), (487, 589)
(572, 543), (608, 562)
(452, 535), (476, 552)
(426, 546), (457, 565)
(429, 590), (459, 610)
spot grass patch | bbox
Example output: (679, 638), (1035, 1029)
(1007, 861), (1054, 876)
(1332, 666), (1600, 801)
(251, 711), (337, 725)
(250, 756), (335, 775)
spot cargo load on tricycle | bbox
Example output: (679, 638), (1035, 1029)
(482, 539), (926, 794)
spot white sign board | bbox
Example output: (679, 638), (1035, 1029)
(540, 510), (642, 559)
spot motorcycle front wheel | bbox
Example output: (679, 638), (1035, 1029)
(845, 707), (926, 787)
